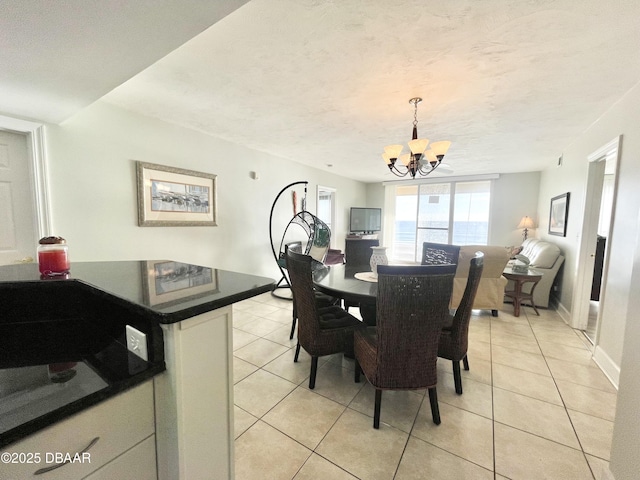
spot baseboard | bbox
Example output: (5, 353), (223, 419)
(554, 300), (572, 325)
(593, 345), (620, 389)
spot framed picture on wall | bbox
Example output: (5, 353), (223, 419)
(549, 192), (570, 236)
(136, 161), (217, 226)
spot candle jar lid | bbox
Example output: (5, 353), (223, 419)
(39, 236), (67, 245)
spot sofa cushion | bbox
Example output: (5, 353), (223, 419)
(521, 239), (561, 269)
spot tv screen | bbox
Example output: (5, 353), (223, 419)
(350, 207), (382, 233)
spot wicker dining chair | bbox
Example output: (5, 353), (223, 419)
(343, 238), (379, 313)
(354, 264), (456, 428)
(438, 252), (484, 394)
(285, 242), (339, 339)
(286, 249), (364, 389)
(421, 242), (461, 266)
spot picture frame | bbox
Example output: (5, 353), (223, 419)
(141, 260), (219, 307)
(549, 192), (570, 236)
(136, 161), (217, 227)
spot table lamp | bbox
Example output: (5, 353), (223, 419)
(517, 216), (535, 241)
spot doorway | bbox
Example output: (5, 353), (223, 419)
(317, 186), (336, 247)
(0, 115), (50, 265)
(572, 136), (620, 344)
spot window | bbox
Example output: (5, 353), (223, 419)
(388, 180), (491, 263)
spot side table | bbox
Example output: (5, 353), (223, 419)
(503, 267), (543, 317)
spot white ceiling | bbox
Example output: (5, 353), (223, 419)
(0, 0), (250, 123)
(3, 1), (640, 183)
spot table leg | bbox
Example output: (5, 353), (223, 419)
(512, 280), (523, 317)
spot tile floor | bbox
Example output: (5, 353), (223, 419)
(232, 293), (616, 480)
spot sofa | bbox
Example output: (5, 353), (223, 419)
(450, 245), (511, 316)
(506, 238), (564, 308)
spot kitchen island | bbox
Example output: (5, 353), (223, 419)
(0, 260), (274, 479)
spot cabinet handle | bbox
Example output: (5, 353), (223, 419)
(33, 436), (100, 475)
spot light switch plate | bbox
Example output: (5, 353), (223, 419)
(126, 325), (148, 361)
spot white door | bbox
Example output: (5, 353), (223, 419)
(0, 130), (38, 265)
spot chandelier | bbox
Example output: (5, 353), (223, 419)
(382, 97), (451, 179)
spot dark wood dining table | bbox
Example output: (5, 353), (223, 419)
(312, 264), (378, 325)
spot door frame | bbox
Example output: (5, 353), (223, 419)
(0, 115), (50, 238)
(571, 136), (621, 332)
(316, 185), (336, 247)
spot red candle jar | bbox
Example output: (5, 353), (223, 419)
(38, 236), (70, 276)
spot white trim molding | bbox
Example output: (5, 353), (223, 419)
(0, 114), (51, 237)
(593, 345), (620, 389)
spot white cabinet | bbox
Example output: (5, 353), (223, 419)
(1, 381), (155, 480)
(154, 306), (234, 480)
(84, 435), (157, 480)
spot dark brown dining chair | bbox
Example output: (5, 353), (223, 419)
(421, 242), (461, 266)
(286, 248), (364, 389)
(343, 238), (379, 313)
(438, 252), (484, 394)
(286, 242), (339, 339)
(354, 264), (456, 428)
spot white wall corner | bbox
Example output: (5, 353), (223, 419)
(600, 464), (616, 480)
(593, 345), (620, 389)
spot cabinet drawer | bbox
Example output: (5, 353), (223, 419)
(84, 435), (156, 480)
(1, 381), (154, 479)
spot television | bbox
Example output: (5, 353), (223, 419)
(349, 207), (382, 233)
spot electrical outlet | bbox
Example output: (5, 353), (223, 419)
(126, 325), (148, 361)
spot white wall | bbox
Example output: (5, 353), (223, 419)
(43, 101), (367, 280)
(608, 210), (640, 479)
(537, 81), (640, 369)
(491, 172), (541, 246)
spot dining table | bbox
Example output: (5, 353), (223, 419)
(312, 264), (378, 325)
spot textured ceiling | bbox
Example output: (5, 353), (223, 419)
(3, 1), (640, 183)
(103, 0), (640, 183)
(0, 0), (250, 123)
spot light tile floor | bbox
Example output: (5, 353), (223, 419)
(233, 293), (616, 480)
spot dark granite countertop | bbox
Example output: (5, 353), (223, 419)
(0, 260), (275, 448)
(0, 260), (276, 324)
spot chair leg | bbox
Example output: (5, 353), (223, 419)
(452, 360), (463, 395)
(462, 355), (469, 371)
(428, 387), (441, 425)
(309, 356), (318, 389)
(289, 318), (297, 339)
(373, 389), (382, 429)
(491, 309), (498, 317)
(354, 359), (361, 383)
(294, 343), (301, 362)
(289, 306), (297, 340)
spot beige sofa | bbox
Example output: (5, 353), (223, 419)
(451, 245), (511, 316)
(506, 238), (564, 308)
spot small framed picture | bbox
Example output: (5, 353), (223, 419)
(136, 161), (217, 226)
(549, 192), (570, 237)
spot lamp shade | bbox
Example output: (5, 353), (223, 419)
(517, 216), (535, 229)
(408, 138), (429, 155)
(384, 144), (404, 159)
(429, 140), (451, 157)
